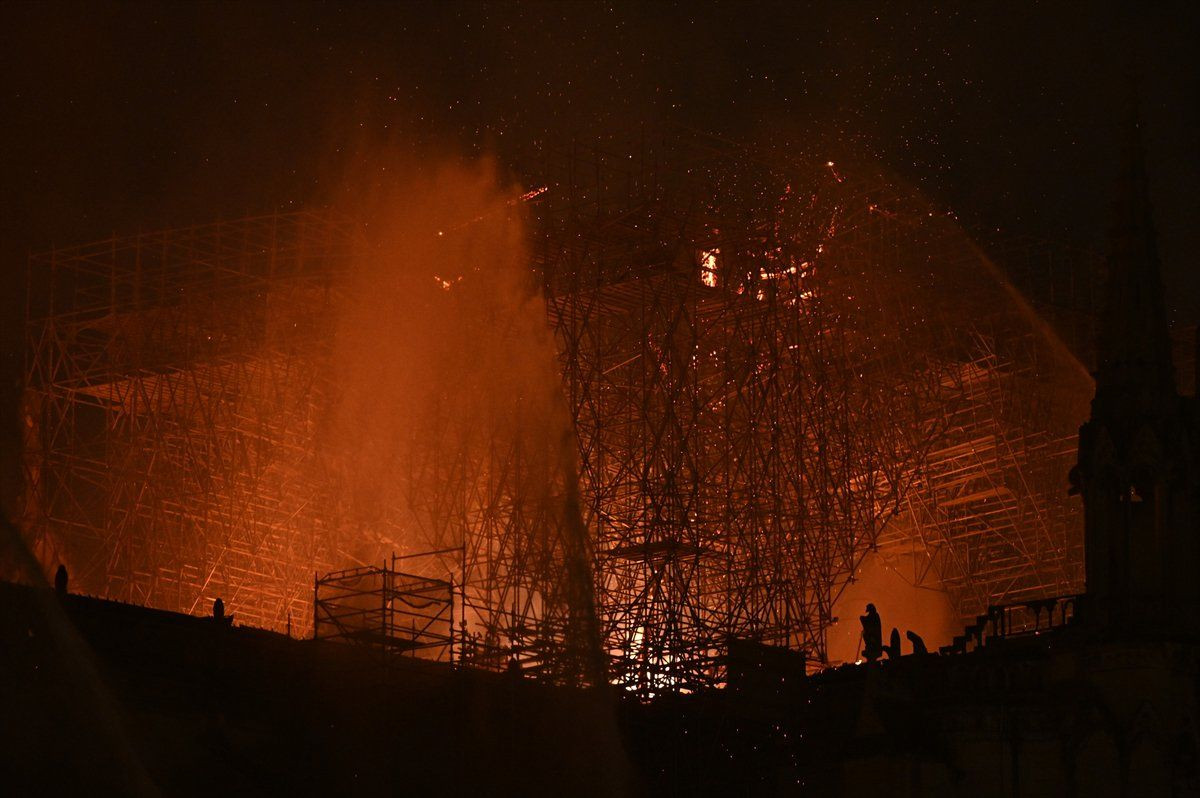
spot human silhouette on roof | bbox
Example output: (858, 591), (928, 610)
(212, 597), (233, 627)
(860, 603), (883, 662)
(884, 627), (902, 660)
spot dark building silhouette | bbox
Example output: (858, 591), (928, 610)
(1072, 116), (1200, 637)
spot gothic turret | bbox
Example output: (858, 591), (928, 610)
(1071, 112), (1200, 637)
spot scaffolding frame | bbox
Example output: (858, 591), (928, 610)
(23, 212), (358, 630)
(22, 130), (1094, 695)
(314, 549), (459, 660)
(526, 129), (1091, 684)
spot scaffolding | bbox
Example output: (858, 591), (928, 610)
(22, 130), (1094, 695)
(22, 212), (358, 631)
(526, 130), (1092, 685)
(314, 550), (458, 660)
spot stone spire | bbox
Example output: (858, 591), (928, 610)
(1093, 107), (1176, 410)
(1072, 103), (1200, 637)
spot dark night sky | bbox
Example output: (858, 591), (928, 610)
(2, 2), (1197, 359)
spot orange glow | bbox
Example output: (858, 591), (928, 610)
(699, 248), (720, 287)
(20, 142), (1093, 693)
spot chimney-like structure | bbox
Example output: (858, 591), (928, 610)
(1072, 112), (1200, 637)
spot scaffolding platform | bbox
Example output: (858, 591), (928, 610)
(314, 550), (459, 661)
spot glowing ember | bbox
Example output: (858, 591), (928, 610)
(699, 248), (720, 287)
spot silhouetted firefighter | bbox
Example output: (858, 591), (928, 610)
(906, 630), (928, 655)
(884, 627), (902, 660)
(212, 597), (233, 627)
(53, 564), (68, 596)
(860, 603), (883, 662)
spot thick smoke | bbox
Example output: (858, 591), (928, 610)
(329, 156), (550, 547)
(324, 152), (604, 681)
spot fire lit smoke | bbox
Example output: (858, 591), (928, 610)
(324, 154), (603, 677)
(328, 157), (540, 544)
